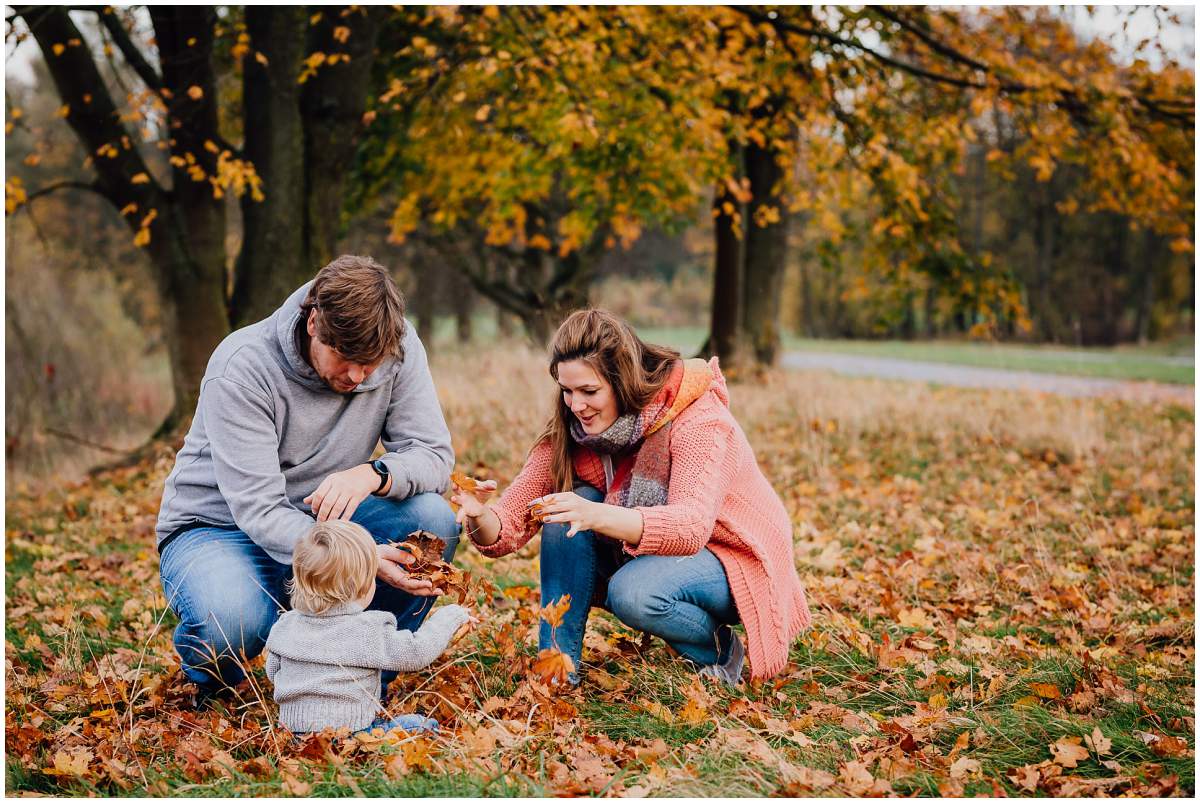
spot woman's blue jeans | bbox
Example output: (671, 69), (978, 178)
(539, 485), (739, 681)
(158, 493), (458, 693)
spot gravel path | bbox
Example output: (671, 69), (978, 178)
(781, 351), (1194, 405)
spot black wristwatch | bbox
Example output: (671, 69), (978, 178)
(369, 459), (390, 494)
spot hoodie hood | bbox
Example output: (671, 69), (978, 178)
(706, 356), (730, 408)
(271, 281), (399, 394)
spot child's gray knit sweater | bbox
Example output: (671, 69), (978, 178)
(265, 602), (469, 733)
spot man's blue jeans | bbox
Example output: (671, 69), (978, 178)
(158, 493), (458, 692)
(539, 485), (739, 681)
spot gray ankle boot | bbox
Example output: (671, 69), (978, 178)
(698, 627), (745, 686)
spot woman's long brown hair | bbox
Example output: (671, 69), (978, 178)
(537, 309), (680, 492)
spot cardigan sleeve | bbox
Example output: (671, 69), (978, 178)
(472, 439), (556, 558)
(625, 407), (736, 558)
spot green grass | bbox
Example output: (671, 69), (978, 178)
(424, 315), (1193, 385)
(632, 326), (1194, 385)
(6, 347), (1193, 797)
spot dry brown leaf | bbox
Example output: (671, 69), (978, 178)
(531, 648), (575, 686)
(1008, 763), (1042, 792)
(1084, 726), (1112, 757)
(949, 755), (981, 779)
(394, 530), (473, 602)
(1049, 736), (1091, 768)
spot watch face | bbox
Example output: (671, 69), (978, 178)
(373, 459), (389, 476)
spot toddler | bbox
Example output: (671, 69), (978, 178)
(265, 520), (469, 735)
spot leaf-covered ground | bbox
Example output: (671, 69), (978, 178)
(5, 345), (1194, 796)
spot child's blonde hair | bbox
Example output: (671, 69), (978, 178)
(289, 521), (379, 615)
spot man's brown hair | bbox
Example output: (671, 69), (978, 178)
(301, 255), (406, 364)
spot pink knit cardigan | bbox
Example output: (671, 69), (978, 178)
(475, 358), (811, 680)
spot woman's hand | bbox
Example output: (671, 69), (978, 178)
(533, 491), (608, 538)
(449, 479), (497, 526)
(534, 490), (646, 545)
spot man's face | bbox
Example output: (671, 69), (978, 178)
(306, 310), (381, 393)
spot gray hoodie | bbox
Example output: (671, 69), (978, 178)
(155, 282), (454, 563)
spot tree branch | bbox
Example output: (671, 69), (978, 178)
(16, 7), (163, 219)
(93, 6), (164, 91)
(23, 179), (111, 205)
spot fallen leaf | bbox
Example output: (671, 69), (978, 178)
(1050, 736), (1090, 768)
(540, 594), (572, 628)
(1084, 726), (1112, 757)
(949, 755), (981, 779)
(531, 648), (574, 686)
(1008, 763), (1042, 792)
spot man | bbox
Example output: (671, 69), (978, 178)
(156, 255), (457, 704)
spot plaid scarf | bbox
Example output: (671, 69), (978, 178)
(570, 358), (714, 508)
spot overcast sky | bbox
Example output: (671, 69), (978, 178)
(4, 4), (1195, 88)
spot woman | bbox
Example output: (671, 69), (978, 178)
(452, 310), (810, 685)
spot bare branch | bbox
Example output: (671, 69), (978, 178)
(94, 6), (164, 92)
(23, 179), (111, 205)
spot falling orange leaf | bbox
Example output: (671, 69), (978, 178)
(540, 594), (571, 628)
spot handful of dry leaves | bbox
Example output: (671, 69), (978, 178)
(393, 530), (473, 604)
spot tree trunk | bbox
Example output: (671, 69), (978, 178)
(150, 235), (231, 426)
(447, 229), (592, 348)
(301, 6), (386, 267)
(414, 260), (442, 348)
(496, 306), (517, 338)
(797, 253), (816, 337)
(1134, 228), (1161, 344)
(231, 7), (309, 327)
(450, 269), (475, 342)
(741, 140), (790, 367)
(1032, 183), (1058, 341)
(706, 179), (744, 365)
(232, 6), (385, 326)
(24, 7), (229, 424)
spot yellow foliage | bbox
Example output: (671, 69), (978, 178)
(5, 176), (28, 214)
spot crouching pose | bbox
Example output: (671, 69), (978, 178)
(156, 256), (459, 706)
(453, 309), (811, 685)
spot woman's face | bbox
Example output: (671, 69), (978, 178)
(557, 359), (619, 435)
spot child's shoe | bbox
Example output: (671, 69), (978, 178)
(364, 714), (439, 735)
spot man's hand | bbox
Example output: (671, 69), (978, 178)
(376, 543), (440, 596)
(304, 464), (380, 522)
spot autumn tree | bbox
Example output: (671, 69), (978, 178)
(6, 6), (384, 426)
(742, 5), (1193, 349)
(356, 6), (730, 343)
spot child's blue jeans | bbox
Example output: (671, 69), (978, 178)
(539, 485), (740, 684)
